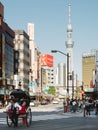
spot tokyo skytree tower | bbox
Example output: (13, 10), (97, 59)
(66, 0), (74, 93)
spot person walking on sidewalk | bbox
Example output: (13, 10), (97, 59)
(85, 99), (91, 116)
(72, 99), (77, 112)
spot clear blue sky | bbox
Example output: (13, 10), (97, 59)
(1, 0), (98, 81)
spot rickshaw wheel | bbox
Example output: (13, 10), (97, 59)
(6, 114), (13, 127)
(26, 108), (32, 127)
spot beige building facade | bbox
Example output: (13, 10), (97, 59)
(14, 30), (30, 90)
(82, 51), (96, 90)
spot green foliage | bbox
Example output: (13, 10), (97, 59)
(48, 86), (56, 96)
(75, 86), (81, 98)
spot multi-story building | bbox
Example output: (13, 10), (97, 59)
(27, 23), (41, 96)
(56, 63), (66, 87)
(40, 54), (54, 92)
(54, 62), (67, 98)
(27, 23), (54, 95)
(82, 50), (98, 98)
(82, 50), (96, 89)
(14, 30), (30, 91)
(0, 2), (15, 102)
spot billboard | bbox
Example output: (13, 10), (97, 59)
(40, 54), (53, 67)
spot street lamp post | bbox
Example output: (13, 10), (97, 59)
(66, 53), (69, 96)
(51, 50), (70, 112)
(51, 50), (69, 95)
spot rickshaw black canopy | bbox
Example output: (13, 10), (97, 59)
(10, 89), (30, 105)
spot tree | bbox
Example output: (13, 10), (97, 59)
(48, 86), (56, 96)
(75, 86), (81, 98)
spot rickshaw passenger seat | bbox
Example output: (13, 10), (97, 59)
(19, 104), (27, 114)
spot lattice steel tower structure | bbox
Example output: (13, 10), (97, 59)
(66, 0), (74, 93)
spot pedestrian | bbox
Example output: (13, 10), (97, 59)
(69, 99), (73, 112)
(95, 100), (98, 115)
(72, 99), (77, 112)
(85, 99), (91, 116)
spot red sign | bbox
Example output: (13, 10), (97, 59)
(40, 54), (53, 67)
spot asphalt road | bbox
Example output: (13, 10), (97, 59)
(0, 103), (98, 130)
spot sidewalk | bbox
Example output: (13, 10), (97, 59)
(62, 109), (97, 118)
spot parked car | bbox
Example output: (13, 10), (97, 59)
(30, 100), (35, 107)
(52, 100), (59, 104)
(40, 100), (48, 105)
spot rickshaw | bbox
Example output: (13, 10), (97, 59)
(6, 89), (32, 127)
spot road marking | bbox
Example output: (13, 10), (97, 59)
(0, 118), (6, 124)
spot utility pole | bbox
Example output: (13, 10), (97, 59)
(67, 53), (69, 96)
(72, 71), (74, 99)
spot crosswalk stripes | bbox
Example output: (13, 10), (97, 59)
(0, 117), (23, 125)
(0, 118), (6, 124)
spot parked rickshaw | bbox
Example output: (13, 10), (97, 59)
(6, 89), (32, 127)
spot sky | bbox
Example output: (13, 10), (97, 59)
(1, 0), (98, 81)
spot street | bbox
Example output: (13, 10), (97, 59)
(0, 103), (98, 130)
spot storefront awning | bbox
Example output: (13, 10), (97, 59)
(84, 88), (95, 92)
